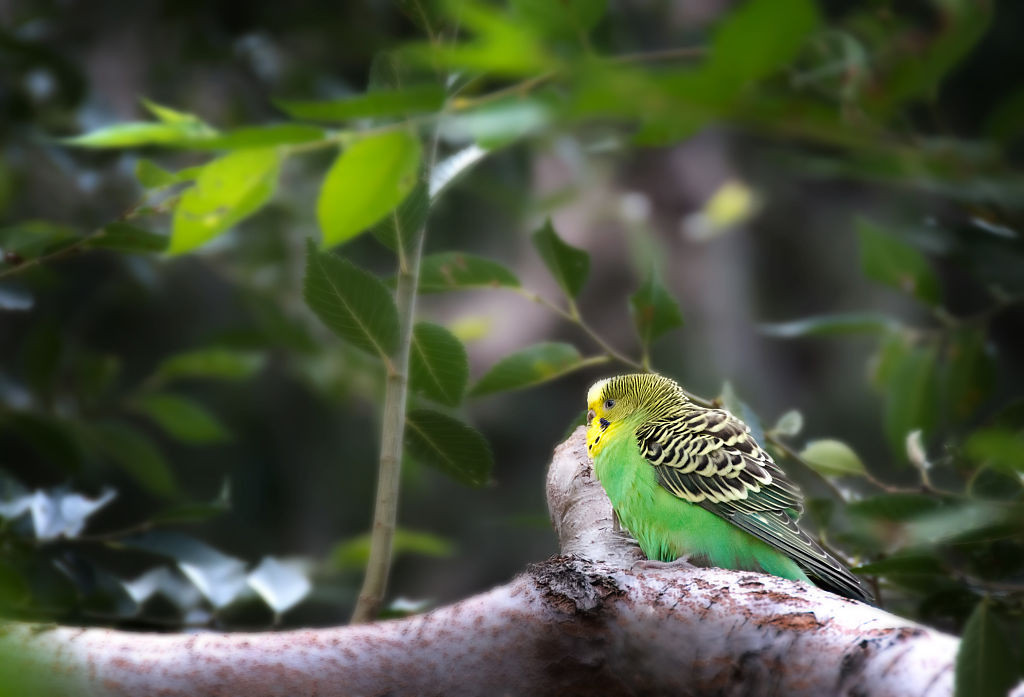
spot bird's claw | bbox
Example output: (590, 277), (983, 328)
(631, 556), (697, 572)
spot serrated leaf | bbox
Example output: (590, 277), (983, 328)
(771, 409), (803, 437)
(531, 219), (589, 299)
(170, 147), (281, 254)
(471, 342), (586, 396)
(276, 85), (445, 121)
(629, 270), (684, 349)
(799, 439), (866, 478)
(858, 219), (941, 305)
(88, 421), (176, 497)
(410, 322), (468, 407)
(418, 252), (520, 293)
(87, 223), (168, 253)
(405, 409), (492, 487)
(317, 130), (422, 247)
(302, 241), (399, 358)
(955, 599), (1017, 697)
(134, 393), (229, 444)
(155, 348), (265, 382)
(331, 528), (455, 571)
(759, 312), (898, 338)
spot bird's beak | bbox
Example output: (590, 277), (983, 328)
(587, 408), (596, 426)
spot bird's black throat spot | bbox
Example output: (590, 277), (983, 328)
(599, 418), (609, 431)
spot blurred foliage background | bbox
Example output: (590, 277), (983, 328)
(1, 0), (1023, 691)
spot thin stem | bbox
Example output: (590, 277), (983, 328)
(350, 129), (442, 624)
(0, 230), (102, 280)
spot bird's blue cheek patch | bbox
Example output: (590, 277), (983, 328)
(600, 418), (610, 430)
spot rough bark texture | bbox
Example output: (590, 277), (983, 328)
(0, 428), (991, 696)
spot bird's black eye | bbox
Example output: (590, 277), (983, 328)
(604, 399), (615, 409)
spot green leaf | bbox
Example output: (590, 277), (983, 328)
(155, 348), (265, 382)
(330, 527), (455, 571)
(317, 130), (422, 247)
(852, 554), (946, 577)
(847, 493), (945, 522)
(405, 409), (493, 487)
(152, 480), (231, 524)
(759, 312), (898, 338)
(858, 219), (941, 305)
(884, 342), (939, 460)
(135, 159), (177, 188)
(0, 220), (77, 259)
(430, 144), (491, 199)
(86, 223), (168, 253)
(441, 96), (551, 149)
(197, 124), (329, 150)
(470, 342), (587, 396)
(372, 182), (429, 256)
(707, 0), (818, 84)
(134, 393), (229, 444)
(170, 148), (281, 254)
(904, 502), (1020, 546)
(967, 430), (1024, 474)
(956, 598), (1017, 697)
(3, 413), (85, 471)
(531, 219), (589, 299)
(302, 241), (400, 358)
(88, 421), (176, 497)
(799, 439), (867, 477)
(943, 329), (995, 423)
(629, 269), (684, 349)
(418, 252), (520, 293)
(718, 381), (765, 446)
(410, 322), (468, 407)
(511, 0), (606, 36)
(276, 86), (446, 121)
(771, 409), (803, 437)
(141, 98), (203, 124)
(62, 120), (217, 148)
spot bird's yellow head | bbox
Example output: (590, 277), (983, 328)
(586, 373), (687, 458)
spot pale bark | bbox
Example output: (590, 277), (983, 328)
(0, 428), (990, 696)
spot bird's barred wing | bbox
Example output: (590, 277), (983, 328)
(636, 408), (874, 604)
(636, 408), (802, 514)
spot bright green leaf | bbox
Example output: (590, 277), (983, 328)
(317, 130), (421, 247)
(141, 98), (203, 124)
(858, 219), (941, 305)
(531, 219), (589, 299)
(470, 342), (587, 396)
(405, 409), (493, 487)
(302, 241), (400, 358)
(134, 393), (229, 444)
(170, 148), (281, 254)
(759, 312), (898, 338)
(799, 439), (867, 477)
(629, 269), (684, 349)
(87, 223), (168, 253)
(88, 421), (176, 497)
(197, 124), (328, 150)
(956, 598), (1018, 697)
(135, 159), (177, 188)
(276, 86), (446, 121)
(418, 252), (520, 293)
(331, 527), (455, 571)
(410, 322), (468, 407)
(155, 348), (265, 382)
(62, 121), (217, 148)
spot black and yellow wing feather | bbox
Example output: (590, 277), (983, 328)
(636, 407), (874, 604)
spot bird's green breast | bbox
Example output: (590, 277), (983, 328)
(594, 423), (809, 582)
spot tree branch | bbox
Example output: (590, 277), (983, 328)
(3, 428), (1008, 697)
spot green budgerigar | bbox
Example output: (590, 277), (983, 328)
(586, 372), (874, 603)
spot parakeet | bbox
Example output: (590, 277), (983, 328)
(586, 372), (874, 603)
